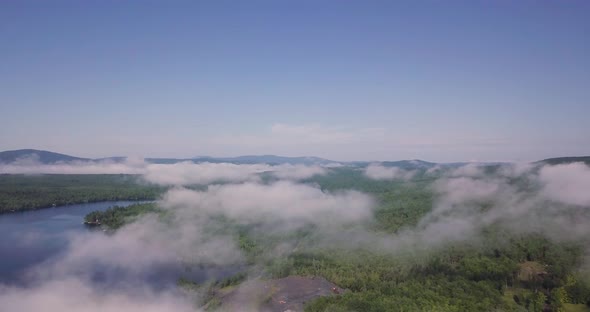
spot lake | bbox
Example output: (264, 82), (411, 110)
(0, 201), (240, 288)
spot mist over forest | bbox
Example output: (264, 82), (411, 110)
(1, 151), (590, 311)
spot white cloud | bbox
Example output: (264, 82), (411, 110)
(0, 278), (196, 312)
(0, 158), (328, 184)
(539, 162), (590, 206)
(162, 181), (374, 226)
(3, 160), (590, 311)
(270, 164), (326, 180)
(433, 177), (501, 205)
(0, 157), (145, 174)
(35, 216), (242, 281)
(364, 163), (415, 180)
(143, 162), (266, 185)
(0, 210), (241, 312)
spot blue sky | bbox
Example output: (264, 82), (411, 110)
(1, 1), (589, 162)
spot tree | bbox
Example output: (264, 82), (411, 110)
(550, 287), (567, 312)
(528, 291), (546, 312)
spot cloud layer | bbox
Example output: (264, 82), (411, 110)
(364, 163), (416, 180)
(539, 162), (590, 206)
(0, 172), (375, 311)
(0, 157), (328, 185)
(0, 278), (195, 312)
(162, 181), (374, 226)
(2, 160), (590, 311)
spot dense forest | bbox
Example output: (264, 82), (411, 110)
(84, 202), (160, 229)
(0, 174), (165, 213)
(82, 166), (590, 312)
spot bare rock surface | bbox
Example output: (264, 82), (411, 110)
(215, 276), (343, 312)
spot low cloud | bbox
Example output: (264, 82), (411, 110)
(34, 216), (243, 283)
(269, 164), (326, 180)
(412, 162), (590, 250)
(0, 278), (196, 312)
(144, 163), (326, 185)
(0, 157), (328, 185)
(3, 160), (590, 311)
(0, 197), (242, 312)
(433, 177), (502, 205)
(539, 162), (590, 206)
(143, 162), (266, 185)
(0, 178), (373, 311)
(162, 181), (374, 226)
(324, 162), (590, 258)
(364, 163), (415, 180)
(0, 155), (146, 175)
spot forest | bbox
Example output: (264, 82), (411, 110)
(81, 165), (590, 312)
(0, 174), (164, 213)
(84, 202), (159, 229)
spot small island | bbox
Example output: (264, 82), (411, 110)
(83, 203), (158, 230)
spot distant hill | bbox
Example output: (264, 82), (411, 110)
(0, 149), (89, 164)
(93, 156), (128, 163)
(0, 149), (339, 166)
(146, 155), (338, 165)
(3, 149), (588, 167)
(537, 156), (590, 166)
(192, 155), (337, 165)
(380, 159), (437, 169)
(350, 159), (470, 170)
(143, 158), (185, 164)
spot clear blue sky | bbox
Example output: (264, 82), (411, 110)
(1, 1), (589, 162)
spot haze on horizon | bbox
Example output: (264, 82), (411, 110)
(1, 1), (589, 162)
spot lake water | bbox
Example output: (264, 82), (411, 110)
(0, 202), (239, 288)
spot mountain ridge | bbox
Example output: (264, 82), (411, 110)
(0, 149), (89, 164)
(1, 149), (588, 167)
(536, 156), (590, 166)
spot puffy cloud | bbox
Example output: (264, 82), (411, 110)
(415, 163), (590, 249)
(327, 162), (590, 257)
(162, 181), (374, 225)
(34, 216), (242, 283)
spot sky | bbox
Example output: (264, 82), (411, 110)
(1, 0), (589, 162)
